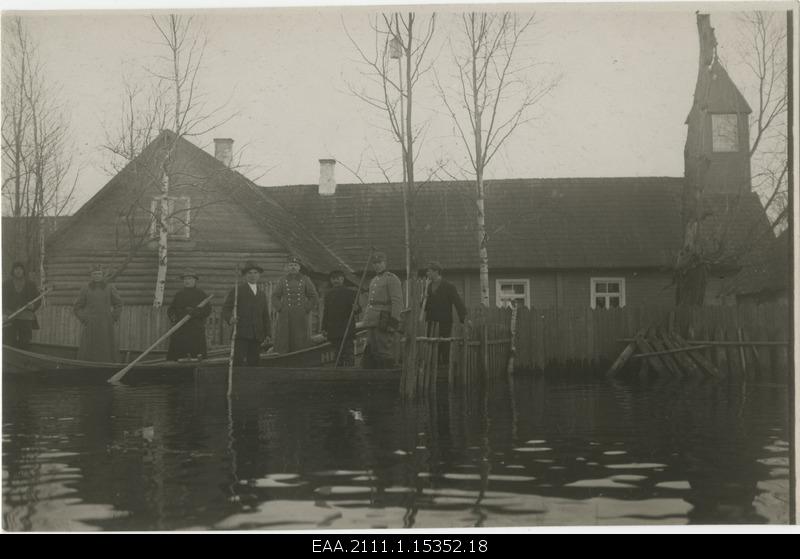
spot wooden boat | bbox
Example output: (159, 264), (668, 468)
(2, 332), (399, 383)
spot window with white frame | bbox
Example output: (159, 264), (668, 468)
(711, 114), (739, 152)
(591, 278), (625, 309)
(150, 196), (191, 239)
(495, 279), (530, 308)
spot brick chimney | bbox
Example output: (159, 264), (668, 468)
(214, 138), (233, 167)
(319, 158), (336, 196)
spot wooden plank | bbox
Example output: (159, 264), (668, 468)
(672, 332), (720, 378)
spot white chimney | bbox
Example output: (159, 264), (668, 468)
(318, 158), (336, 196)
(214, 138), (234, 167)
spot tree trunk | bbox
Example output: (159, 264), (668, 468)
(153, 171), (169, 308)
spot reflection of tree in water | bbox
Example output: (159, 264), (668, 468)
(3, 372), (788, 530)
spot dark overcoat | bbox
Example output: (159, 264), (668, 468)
(167, 287), (212, 360)
(322, 286), (359, 339)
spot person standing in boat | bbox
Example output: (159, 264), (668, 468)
(271, 256), (319, 354)
(423, 261), (468, 365)
(362, 251), (403, 369)
(166, 268), (212, 361)
(321, 270), (360, 366)
(73, 265), (123, 362)
(2, 262), (42, 351)
(223, 261), (271, 366)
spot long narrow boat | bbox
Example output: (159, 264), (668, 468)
(2, 333), (400, 383)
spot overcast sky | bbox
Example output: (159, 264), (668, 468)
(1, 1), (792, 208)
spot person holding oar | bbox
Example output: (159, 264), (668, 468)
(73, 264), (123, 362)
(223, 261), (271, 366)
(166, 269), (212, 362)
(2, 262), (42, 350)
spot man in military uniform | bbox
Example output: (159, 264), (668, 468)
(271, 256), (319, 353)
(362, 251), (403, 369)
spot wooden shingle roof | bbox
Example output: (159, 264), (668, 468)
(264, 177), (772, 273)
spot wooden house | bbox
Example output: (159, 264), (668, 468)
(268, 176), (772, 309)
(45, 131), (350, 307)
(38, 14), (778, 314)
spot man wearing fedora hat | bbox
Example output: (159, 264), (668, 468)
(166, 268), (212, 361)
(223, 261), (271, 366)
(271, 256), (319, 354)
(73, 264), (123, 362)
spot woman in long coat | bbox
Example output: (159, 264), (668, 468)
(167, 269), (212, 361)
(73, 266), (123, 362)
(270, 258), (319, 353)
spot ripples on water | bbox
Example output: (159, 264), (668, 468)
(2, 371), (791, 530)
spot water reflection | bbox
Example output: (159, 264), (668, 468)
(2, 370), (790, 530)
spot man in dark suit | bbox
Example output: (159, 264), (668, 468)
(321, 270), (360, 366)
(223, 261), (271, 366)
(424, 261), (468, 364)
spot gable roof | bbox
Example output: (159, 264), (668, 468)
(50, 131), (351, 275)
(264, 177), (773, 273)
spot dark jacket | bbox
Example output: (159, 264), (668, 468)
(167, 286), (212, 360)
(223, 282), (271, 342)
(424, 278), (467, 324)
(2, 278), (41, 322)
(322, 285), (359, 339)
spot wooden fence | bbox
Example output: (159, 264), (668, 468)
(400, 278), (514, 398)
(512, 303), (791, 378)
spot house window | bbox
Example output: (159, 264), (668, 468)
(496, 279), (530, 308)
(150, 196), (191, 239)
(591, 278), (626, 309)
(711, 114), (739, 152)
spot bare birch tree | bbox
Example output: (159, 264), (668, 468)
(345, 13), (437, 303)
(437, 13), (557, 307)
(103, 15), (231, 305)
(2, 16), (77, 286)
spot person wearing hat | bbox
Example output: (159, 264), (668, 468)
(223, 261), (271, 366)
(271, 256), (319, 354)
(362, 251), (403, 369)
(73, 265), (123, 362)
(166, 268), (212, 361)
(2, 262), (42, 350)
(321, 269), (360, 366)
(424, 261), (468, 365)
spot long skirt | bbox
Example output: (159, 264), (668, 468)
(77, 314), (119, 363)
(167, 320), (208, 360)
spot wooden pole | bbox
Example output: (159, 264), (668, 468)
(227, 269), (240, 397)
(336, 249), (374, 367)
(108, 294), (213, 384)
(3, 286), (53, 324)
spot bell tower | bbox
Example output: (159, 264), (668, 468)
(684, 14), (752, 195)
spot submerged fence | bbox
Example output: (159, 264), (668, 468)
(512, 303), (791, 378)
(30, 298), (790, 379)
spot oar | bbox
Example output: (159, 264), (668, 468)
(227, 270), (240, 395)
(108, 293), (214, 384)
(3, 286), (53, 324)
(335, 248), (374, 368)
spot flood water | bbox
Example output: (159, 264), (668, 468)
(2, 370), (792, 531)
